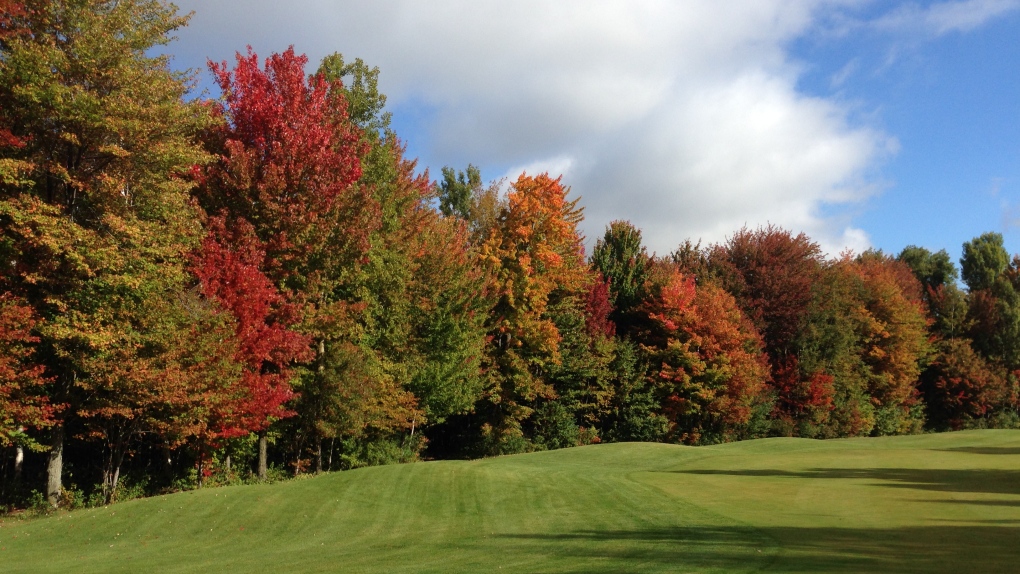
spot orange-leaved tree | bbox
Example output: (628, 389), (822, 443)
(847, 252), (931, 434)
(476, 173), (589, 453)
(635, 264), (771, 444)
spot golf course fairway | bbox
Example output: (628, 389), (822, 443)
(1, 429), (1017, 573)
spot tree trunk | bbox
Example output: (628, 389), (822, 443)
(293, 433), (305, 477)
(406, 416), (416, 461)
(102, 452), (112, 502)
(46, 422), (64, 507)
(110, 464), (121, 501)
(257, 430), (267, 481)
(225, 454), (231, 475)
(105, 446), (126, 503)
(315, 437), (322, 474)
(13, 444), (24, 483)
(327, 437), (334, 472)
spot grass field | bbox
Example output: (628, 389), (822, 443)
(1, 430), (1018, 573)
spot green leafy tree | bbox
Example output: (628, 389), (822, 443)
(590, 220), (649, 330)
(601, 339), (668, 442)
(475, 173), (589, 454)
(317, 53), (390, 135)
(276, 54), (490, 471)
(959, 234), (1020, 371)
(536, 280), (616, 449)
(899, 246), (959, 292)
(961, 233), (1010, 292)
(898, 245), (969, 337)
(438, 164), (481, 220)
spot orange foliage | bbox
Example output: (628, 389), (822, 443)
(478, 173), (589, 445)
(638, 268), (770, 443)
(845, 253), (932, 422)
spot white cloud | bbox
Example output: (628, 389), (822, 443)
(829, 58), (860, 89)
(874, 0), (1020, 36)
(166, 1), (1004, 256)
(502, 156), (576, 186)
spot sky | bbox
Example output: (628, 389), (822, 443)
(165, 0), (1020, 263)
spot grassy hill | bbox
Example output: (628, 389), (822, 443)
(2, 430), (1018, 573)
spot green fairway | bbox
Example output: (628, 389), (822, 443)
(1, 430), (1018, 573)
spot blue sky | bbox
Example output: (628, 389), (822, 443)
(167, 1), (1020, 265)
(789, 1), (1020, 263)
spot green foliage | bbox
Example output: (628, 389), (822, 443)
(544, 292), (615, 436)
(333, 434), (423, 471)
(280, 54), (489, 473)
(961, 233), (1020, 369)
(591, 220), (649, 322)
(317, 52), (391, 135)
(961, 232), (1010, 292)
(602, 339), (669, 442)
(530, 401), (580, 450)
(898, 245), (959, 290)
(438, 164), (481, 220)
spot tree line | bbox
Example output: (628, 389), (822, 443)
(1, 0), (1017, 510)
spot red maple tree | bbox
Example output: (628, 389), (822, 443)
(191, 216), (311, 441)
(197, 46), (373, 288)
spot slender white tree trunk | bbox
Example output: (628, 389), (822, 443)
(46, 423), (64, 507)
(14, 444), (24, 483)
(257, 430), (268, 481)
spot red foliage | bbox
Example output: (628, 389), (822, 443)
(0, 293), (55, 445)
(0, 0), (25, 35)
(584, 273), (616, 338)
(638, 269), (770, 443)
(770, 356), (835, 431)
(199, 46), (374, 284)
(923, 339), (1013, 429)
(191, 216), (312, 439)
(713, 225), (823, 357)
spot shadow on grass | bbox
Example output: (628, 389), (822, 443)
(499, 524), (1020, 573)
(932, 499), (1020, 507)
(936, 446), (1020, 455)
(671, 468), (1020, 496)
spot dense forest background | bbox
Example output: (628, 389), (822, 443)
(1, 0), (1017, 511)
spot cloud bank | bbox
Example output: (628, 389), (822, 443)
(169, 1), (1011, 255)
